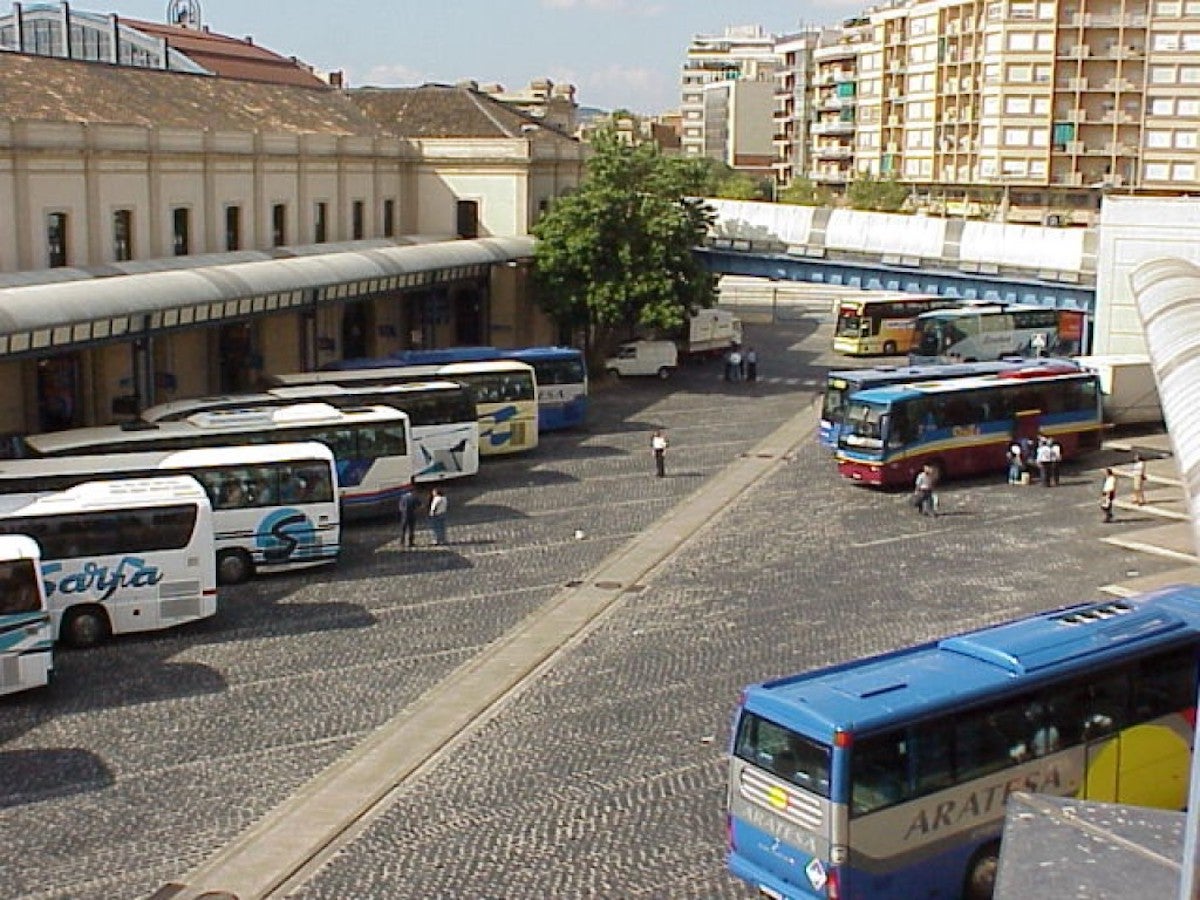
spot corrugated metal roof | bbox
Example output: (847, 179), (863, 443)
(0, 236), (534, 356)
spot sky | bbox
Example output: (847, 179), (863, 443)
(87, 0), (866, 114)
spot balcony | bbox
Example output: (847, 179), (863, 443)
(1057, 45), (1091, 59)
(1100, 110), (1133, 124)
(1051, 172), (1085, 185)
(1104, 143), (1139, 156)
(813, 145), (854, 159)
(811, 120), (856, 135)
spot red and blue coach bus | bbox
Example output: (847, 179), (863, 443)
(835, 363), (1103, 487)
(819, 358), (1078, 451)
(727, 584), (1200, 899)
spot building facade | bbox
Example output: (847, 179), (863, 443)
(0, 5), (586, 434)
(791, 0), (1200, 218)
(679, 25), (780, 165)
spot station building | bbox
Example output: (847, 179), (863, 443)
(0, 3), (586, 434)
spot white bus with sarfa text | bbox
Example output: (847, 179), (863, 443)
(0, 443), (340, 585)
(22, 403), (412, 520)
(0, 534), (53, 695)
(0, 476), (218, 648)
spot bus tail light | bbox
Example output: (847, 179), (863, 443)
(725, 813), (735, 851)
(833, 729), (853, 748)
(826, 867), (842, 899)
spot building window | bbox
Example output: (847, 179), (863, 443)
(352, 200), (365, 240)
(47, 212), (68, 268)
(113, 209), (133, 262)
(456, 200), (479, 239)
(383, 199), (395, 238)
(272, 203), (287, 247)
(314, 201), (328, 243)
(172, 207), (190, 256)
(225, 206), (241, 252)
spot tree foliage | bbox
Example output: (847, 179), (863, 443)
(846, 172), (910, 212)
(532, 129), (717, 361)
(778, 177), (834, 207)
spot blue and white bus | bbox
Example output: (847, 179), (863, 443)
(272, 362), (538, 457)
(22, 403), (412, 519)
(819, 358), (1079, 450)
(728, 584), (1200, 900)
(0, 534), (53, 695)
(389, 347), (588, 431)
(140, 381), (479, 484)
(0, 476), (218, 648)
(0, 443), (340, 585)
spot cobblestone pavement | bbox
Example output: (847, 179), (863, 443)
(1, 311), (1175, 900)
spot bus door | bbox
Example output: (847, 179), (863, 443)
(1013, 409), (1041, 444)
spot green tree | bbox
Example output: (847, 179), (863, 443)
(532, 129), (717, 364)
(846, 172), (910, 212)
(779, 177), (834, 207)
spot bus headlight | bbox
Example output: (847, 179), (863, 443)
(830, 844), (848, 865)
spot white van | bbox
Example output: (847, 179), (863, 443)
(604, 341), (679, 379)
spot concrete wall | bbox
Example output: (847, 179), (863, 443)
(1095, 196), (1200, 355)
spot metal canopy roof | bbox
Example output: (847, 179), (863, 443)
(0, 236), (534, 360)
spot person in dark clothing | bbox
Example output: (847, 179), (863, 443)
(398, 488), (420, 547)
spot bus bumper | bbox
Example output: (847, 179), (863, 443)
(837, 459), (884, 486)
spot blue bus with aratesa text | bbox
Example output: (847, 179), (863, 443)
(727, 584), (1200, 900)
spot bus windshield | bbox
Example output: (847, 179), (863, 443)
(842, 400), (886, 448)
(835, 309), (865, 339)
(734, 711), (831, 797)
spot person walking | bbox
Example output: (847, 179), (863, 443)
(1100, 468), (1117, 523)
(729, 347), (742, 383)
(651, 429), (668, 478)
(428, 487), (448, 545)
(913, 465), (937, 516)
(1130, 453), (1147, 505)
(745, 347), (758, 382)
(398, 487), (420, 548)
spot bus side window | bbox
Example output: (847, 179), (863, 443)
(913, 721), (955, 796)
(1132, 648), (1196, 723)
(1082, 671), (1129, 741)
(851, 731), (911, 815)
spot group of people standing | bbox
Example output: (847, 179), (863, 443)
(398, 486), (449, 547)
(1006, 435), (1062, 487)
(724, 346), (758, 383)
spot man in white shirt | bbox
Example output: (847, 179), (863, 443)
(651, 430), (668, 478)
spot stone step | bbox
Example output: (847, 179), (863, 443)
(1101, 520), (1198, 565)
(1098, 565), (1200, 598)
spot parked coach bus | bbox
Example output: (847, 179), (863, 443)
(819, 358), (1079, 451)
(836, 363), (1103, 487)
(833, 294), (956, 356)
(389, 346), (588, 431)
(22, 403), (412, 519)
(909, 304), (1085, 365)
(0, 476), (218, 647)
(0, 534), (53, 695)
(273, 360), (538, 456)
(0, 443), (340, 585)
(140, 381), (479, 484)
(728, 583), (1200, 900)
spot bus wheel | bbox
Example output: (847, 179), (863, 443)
(883, 341), (897, 355)
(62, 607), (111, 649)
(963, 841), (1000, 900)
(657, 367), (671, 380)
(606, 368), (621, 379)
(218, 549), (254, 585)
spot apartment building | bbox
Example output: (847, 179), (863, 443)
(808, 20), (872, 185)
(679, 25), (780, 164)
(772, 31), (820, 185)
